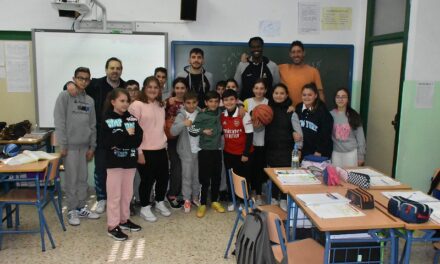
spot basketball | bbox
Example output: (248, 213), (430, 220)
(3, 143), (21, 157)
(252, 104), (273, 126)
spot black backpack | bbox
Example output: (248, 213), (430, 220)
(234, 209), (276, 264)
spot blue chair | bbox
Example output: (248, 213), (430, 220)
(224, 169), (287, 258)
(0, 158), (65, 251)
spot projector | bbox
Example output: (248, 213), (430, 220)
(52, 0), (91, 16)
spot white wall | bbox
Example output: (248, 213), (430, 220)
(0, 0), (367, 83)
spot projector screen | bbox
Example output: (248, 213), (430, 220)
(33, 30), (167, 128)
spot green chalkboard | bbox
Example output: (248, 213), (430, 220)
(171, 41), (354, 109)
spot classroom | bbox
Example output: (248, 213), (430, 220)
(0, 0), (439, 263)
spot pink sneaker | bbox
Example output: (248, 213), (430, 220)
(184, 200), (191, 213)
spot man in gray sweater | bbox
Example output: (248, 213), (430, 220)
(54, 67), (100, 226)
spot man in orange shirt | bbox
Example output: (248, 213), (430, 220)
(279, 41), (324, 105)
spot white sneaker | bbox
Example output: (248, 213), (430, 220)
(78, 207), (100, 219)
(271, 198), (280, 205)
(140, 205), (157, 222)
(280, 199), (287, 211)
(95, 200), (106, 214)
(67, 210), (80, 226)
(155, 201), (171, 217)
(227, 203), (235, 212)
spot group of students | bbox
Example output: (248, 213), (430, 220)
(54, 43), (365, 242)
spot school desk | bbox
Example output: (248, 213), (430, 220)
(0, 130), (53, 153)
(0, 159), (51, 227)
(288, 188), (404, 264)
(368, 189), (440, 264)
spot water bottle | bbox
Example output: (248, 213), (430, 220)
(291, 143), (299, 168)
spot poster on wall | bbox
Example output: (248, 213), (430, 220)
(321, 7), (352, 31)
(415, 81), (435, 109)
(298, 2), (320, 34)
(5, 41), (31, 93)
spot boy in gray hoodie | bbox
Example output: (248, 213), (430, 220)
(54, 67), (99, 226)
(170, 91), (201, 213)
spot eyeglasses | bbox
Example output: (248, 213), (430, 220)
(335, 96), (348, 100)
(75, 77), (90, 82)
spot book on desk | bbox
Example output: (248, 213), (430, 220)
(296, 193), (365, 219)
(275, 169), (321, 185)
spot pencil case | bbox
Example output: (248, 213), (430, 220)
(347, 172), (370, 189)
(323, 165), (340, 186)
(387, 196), (432, 223)
(345, 188), (375, 209)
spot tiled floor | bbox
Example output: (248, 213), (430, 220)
(0, 194), (438, 264)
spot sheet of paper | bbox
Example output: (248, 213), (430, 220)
(321, 7), (352, 30)
(296, 193), (350, 206)
(415, 81), (435, 109)
(381, 191), (439, 203)
(277, 174), (321, 185)
(5, 42), (31, 92)
(370, 176), (400, 186)
(308, 203), (365, 219)
(298, 2), (320, 34)
(259, 20), (281, 37)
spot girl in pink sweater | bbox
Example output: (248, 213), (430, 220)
(128, 76), (171, 223)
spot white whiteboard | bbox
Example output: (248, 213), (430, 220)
(33, 30), (167, 128)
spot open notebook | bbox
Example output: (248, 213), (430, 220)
(296, 193), (365, 219)
(1, 150), (57, 166)
(347, 168), (401, 186)
(275, 169), (321, 185)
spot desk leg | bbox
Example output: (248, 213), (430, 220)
(389, 229), (396, 264)
(292, 201), (299, 241)
(266, 180), (272, 205)
(401, 230), (413, 264)
(324, 232), (330, 264)
(286, 195), (292, 242)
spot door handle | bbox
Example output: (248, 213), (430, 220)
(391, 114), (398, 130)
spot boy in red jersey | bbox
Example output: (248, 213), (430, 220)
(221, 89), (254, 211)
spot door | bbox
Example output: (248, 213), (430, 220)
(365, 42), (403, 175)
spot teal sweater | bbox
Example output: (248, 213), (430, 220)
(190, 108), (222, 150)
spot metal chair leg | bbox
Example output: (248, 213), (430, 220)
(224, 212), (241, 258)
(41, 212), (55, 249)
(38, 208), (46, 252)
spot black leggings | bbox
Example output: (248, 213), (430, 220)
(251, 146), (266, 195)
(198, 150), (222, 205)
(137, 149), (169, 207)
(223, 152), (252, 201)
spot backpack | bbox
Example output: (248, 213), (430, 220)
(235, 209), (276, 264)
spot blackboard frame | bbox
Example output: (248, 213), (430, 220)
(171, 40), (354, 109)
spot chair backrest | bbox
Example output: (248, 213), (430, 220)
(231, 169), (249, 200)
(44, 158), (61, 182)
(266, 211), (287, 245)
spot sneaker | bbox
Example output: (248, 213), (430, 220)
(196, 205), (207, 218)
(67, 210), (80, 226)
(108, 226), (128, 241)
(271, 198), (280, 206)
(227, 203), (235, 212)
(211, 202), (225, 213)
(191, 199), (201, 207)
(78, 207), (100, 219)
(155, 201), (171, 217)
(280, 199), (287, 211)
(167, 196), (183, 209)
(95, 200), (107, 214)
(140, 205), (157, 222)
(184, 200), (191, 213)
(120, 219), (142, 232)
